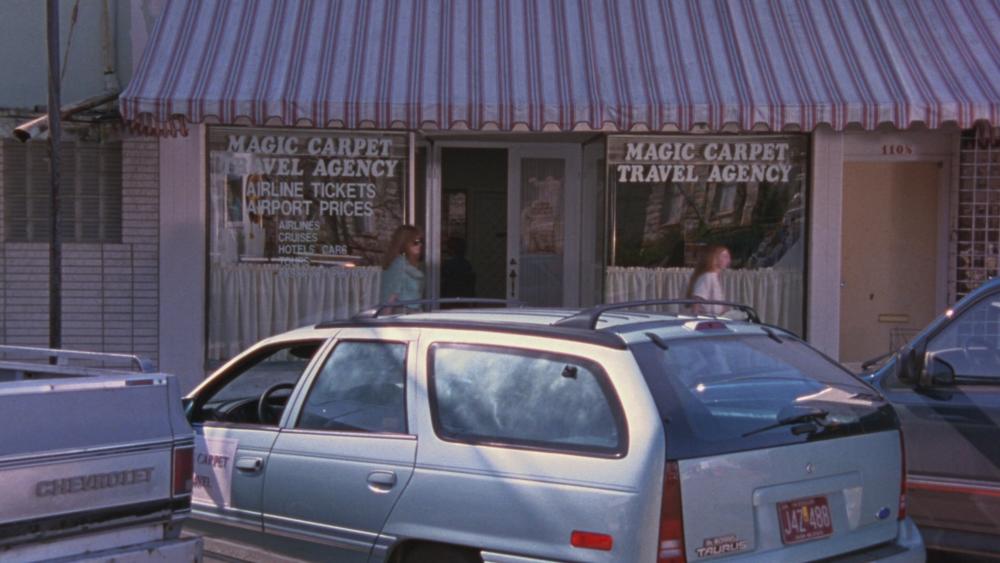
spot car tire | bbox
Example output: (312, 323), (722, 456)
(403, 543), (481, 563)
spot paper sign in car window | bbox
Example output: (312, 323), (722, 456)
(192, 436), (239, 508)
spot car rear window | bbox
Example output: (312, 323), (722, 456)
(631, 334), (897, 459)
(428, 343), (626, 456)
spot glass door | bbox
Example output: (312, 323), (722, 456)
(508, 145), (581, 307)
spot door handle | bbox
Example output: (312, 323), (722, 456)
(367, 470), (397, 492)
(508, 258), (518, 298)
(235, 456), (263, 472)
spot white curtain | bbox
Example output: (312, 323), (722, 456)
(209, 265), (381, 361)
(605, 267), (804, 335)
(207, 264), (804, 361)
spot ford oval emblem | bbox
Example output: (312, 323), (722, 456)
(876, 507), (892, 520)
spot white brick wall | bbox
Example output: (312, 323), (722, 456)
(0, 135), (161, 365)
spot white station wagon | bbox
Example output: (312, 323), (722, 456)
(183, 299), (925, 563)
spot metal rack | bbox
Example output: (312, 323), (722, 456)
(953, 126), (1000, 302)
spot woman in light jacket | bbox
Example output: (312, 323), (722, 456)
(380, 225), (425, 306)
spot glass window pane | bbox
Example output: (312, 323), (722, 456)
(205, 127), (409, 365)
(298, 341), (407, 433)
(631, 336), (894, 459)
(519, 158), (565, 306)
(194, 341), (323, 424)
(606, 136), (807, 336)
(927, 297), (1000, 378)
(430, 344), (622, 454)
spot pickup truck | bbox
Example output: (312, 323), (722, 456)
(0, 345), (202, 562)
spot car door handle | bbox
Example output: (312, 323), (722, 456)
(367, 470), (397, 492)
(235, 456), (263, 472)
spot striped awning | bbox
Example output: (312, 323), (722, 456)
(121, 0), (1000, 134)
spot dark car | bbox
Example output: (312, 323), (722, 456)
(864, 278), (1000, 559)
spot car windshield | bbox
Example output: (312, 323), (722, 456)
(630, 334), (897, 459)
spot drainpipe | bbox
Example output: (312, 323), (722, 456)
(12, 92), (118, 142)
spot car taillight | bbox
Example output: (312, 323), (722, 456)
(658, 461), (686, 563)
(173, 445), (194, 497)
(898, 431), (907, 520)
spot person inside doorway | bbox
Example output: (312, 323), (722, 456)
(686, 244), (731, 315)
(441, 236), (476, 299)
(380, 225), (425, 307)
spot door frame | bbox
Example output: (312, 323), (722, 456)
(810, 128), (958, 361)
(428, 140), (583, 307)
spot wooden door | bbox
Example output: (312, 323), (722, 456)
(839, 162), (940, 363)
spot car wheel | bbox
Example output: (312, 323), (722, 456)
(403, 543), (480, 563)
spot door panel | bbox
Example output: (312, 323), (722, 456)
(193, 425), (278, 530)
(470, 190), (507, 299)
(840, 162), (940, 363)
(189, 339), (327, 533)
(262, 432), (417, 561)
(260, 335), (418, 562)
(508, 145), (581, 306)
(885, 379), (1000, 537)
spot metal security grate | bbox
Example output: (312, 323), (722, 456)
(2, 140), (123, 243)
(954, 126), (1000, 302)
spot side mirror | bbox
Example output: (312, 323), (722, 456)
(920, 353), (956, 387)
(897, 345), (920, 383)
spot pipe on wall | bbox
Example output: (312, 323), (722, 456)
(12, 91), (118, 142)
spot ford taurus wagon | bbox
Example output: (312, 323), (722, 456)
(183, 299), (925, 562)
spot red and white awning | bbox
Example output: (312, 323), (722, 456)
(121, 0), (1000, 134)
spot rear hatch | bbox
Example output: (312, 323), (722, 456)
(678, 432), (900, 560)
(631, 330), (903, 560)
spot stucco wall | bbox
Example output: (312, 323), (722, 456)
(0, 0), (135, 109)
(158, 127), (205, 392)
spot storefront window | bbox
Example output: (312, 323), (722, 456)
(606, 135), (807, 335)
(206, 127), (408, 363)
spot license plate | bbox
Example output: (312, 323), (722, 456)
(777, 496), (833, 544)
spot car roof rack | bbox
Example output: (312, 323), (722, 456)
(554, 299), (761, 330)
(352, 298), (525, 320)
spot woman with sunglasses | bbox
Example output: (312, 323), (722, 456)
(379, 224), (425, 308)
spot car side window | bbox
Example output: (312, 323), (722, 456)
(927, 296), (1000, 379)
(297, 340), (407, 434)
(429, 344), (624, 456)
(193, 341), (322, 425)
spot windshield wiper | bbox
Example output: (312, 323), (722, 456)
(742, 407), (830, 438)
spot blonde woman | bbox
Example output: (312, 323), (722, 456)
(379, 225), (425, 306)
(686, 245), (731, 315)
